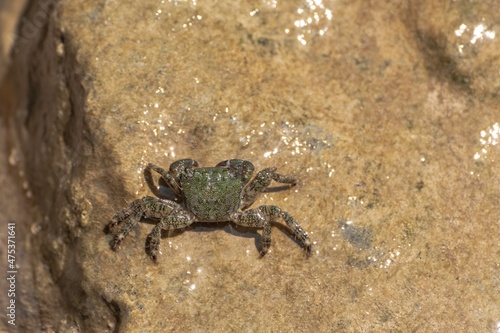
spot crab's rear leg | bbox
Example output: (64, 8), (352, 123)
(108, 196), (193, 255)
(108, 199), (148, 249)
(231, 205), (311, 256)
(241, 168), (297, 209)
(146, 212), (196, 263)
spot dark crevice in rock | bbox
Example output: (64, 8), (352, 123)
(103, 298), (123, 333)
(1, 0), (117, 331)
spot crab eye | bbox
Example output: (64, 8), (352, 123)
(215, 160), (231, 168)
(216, 159), (254, 182)
(179, 168), (195, 180)
(170, 159), (198, 177)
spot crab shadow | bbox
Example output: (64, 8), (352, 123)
(135, 217), (303, 257)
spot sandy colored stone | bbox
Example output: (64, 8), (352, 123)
(1, 0), (499, 331)
(0, 0), (28, 80)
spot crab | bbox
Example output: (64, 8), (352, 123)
(107, 159), (311, 262)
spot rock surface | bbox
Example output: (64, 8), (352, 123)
(1, 0), (500, 331)
(0, 0), (27, 80)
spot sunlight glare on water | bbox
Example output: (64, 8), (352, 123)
(240, 121), (332, 158)
(454, 20), (495, 55)
(182, 255), (204, 293)
(132, 97), (181, 194)
(473, 122), (499, 162)
(238, 120), (335, 177)
(154, 0), (202, 28)
(291, 0), (333, 45)
(250, 0), (334, 46)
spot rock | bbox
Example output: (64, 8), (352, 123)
(2, 0), (500, 331)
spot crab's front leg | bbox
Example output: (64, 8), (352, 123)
(240, 168), (297, 209)
(143, 163), (179, 199)
(144, 163), (180, 198)
(231, 205), (311, 256)
(144, 159), (198, 199)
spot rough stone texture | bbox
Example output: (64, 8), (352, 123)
(0, 0), (27, 80)
(1, 0), (500, 332)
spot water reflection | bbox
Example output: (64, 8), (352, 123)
(250, 0), (334, 46)
(183, 254), (203, 292)
(291, 0), (333, 45)
(454, 21), (495, 55)
(473, 122), (499, 161)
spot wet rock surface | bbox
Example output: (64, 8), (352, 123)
(1, 0), (500, 331)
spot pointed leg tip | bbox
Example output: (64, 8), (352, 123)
(146, 245), (160, 263)
(111, 239), (121, 251)
(106, 221), (119, 233)
(304, 242), (312, 256)
(146, 249), (158, 262)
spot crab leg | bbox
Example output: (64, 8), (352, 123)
(108, 196), (193, 252)
(231, 205), (311, 256)
(146, 213), (196, 262)
(240, 168), (297, 209)
(144, 163), (183, 198)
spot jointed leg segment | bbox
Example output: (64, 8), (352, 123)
(144, 163), (183, 198)
(108, 196), (195, 262)
(145, 213), (196, 262)
(241, 168), (297, 209)
(232, 205), (311, 256)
